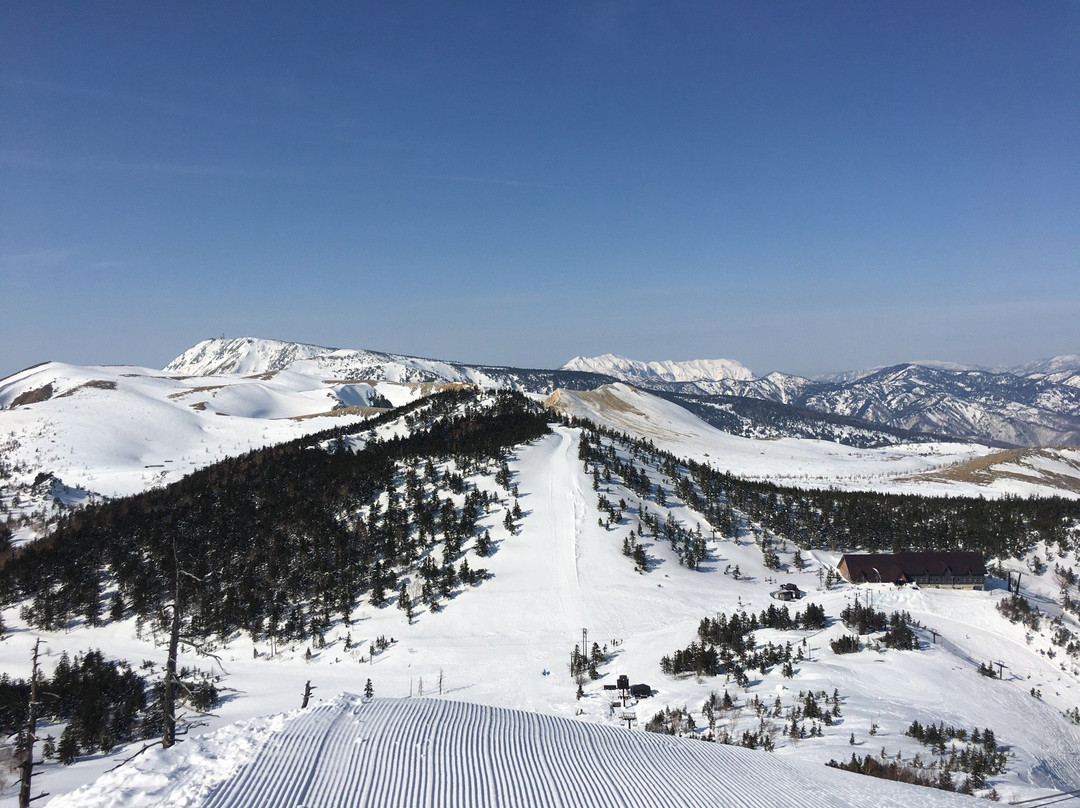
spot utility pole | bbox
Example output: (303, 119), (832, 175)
(929, 628), (939, 645)
(18, 638), (47, 808)
(995, 661), (1007, 679)
(582, 628), (588, 662)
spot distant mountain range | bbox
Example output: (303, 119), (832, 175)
(6, 337), (1079, 449)
(164, 339), (1080, 447)
(560, 353), (1080, 448)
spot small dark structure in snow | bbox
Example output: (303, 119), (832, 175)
(837, 551), (985, 590)
(771, 583), (803, 601)
(609, 675), (650, 700)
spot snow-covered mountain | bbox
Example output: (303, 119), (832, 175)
(816, 360), (986, 385)
(565, 353), (1080, 447)
(795, 364), (1080, 447)
(163, 337), (330, 376)
(562, 353), (754, 384)
(1009, 354), (1080, 389)
(165, 337), (619, 394)
(3, 366), (1080, 806)
(163, 340), (1080, 446)
(6, 340), (1080, 550)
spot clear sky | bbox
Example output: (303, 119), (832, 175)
(3, 1), (1078, 379)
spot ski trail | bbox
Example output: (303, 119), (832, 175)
(548, 426), (588, 633)
(113, 696), (981, 808)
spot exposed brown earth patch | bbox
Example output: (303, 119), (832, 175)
(289, 405), (390, 421)
(545, 386), (647, 417)
(10, 383), (54, 407)
(57, 379), (117, 398)
(168, 384), (226, 400)
(903, 447), (1080, 495)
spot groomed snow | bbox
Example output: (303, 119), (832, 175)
(50, 696), (982, 808)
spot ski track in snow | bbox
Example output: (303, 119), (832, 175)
(549, 426), (588, 632)
(74, 696), (979, 808)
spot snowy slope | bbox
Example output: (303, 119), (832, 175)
(544, 383), (1080, 498)
(50, 696), (983, 808)
(563, 352), (1080, 447)
(162, 337), (330, 376)
(1010, 355), (1080, 389)
(164, 337), (604, 392)
(0, 361), (406, 541)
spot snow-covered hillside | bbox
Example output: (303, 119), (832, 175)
(165, 337), (503, 386)
(1010, 355), (1080, 389)
(0, 360), (407, 542)
(162, 337), (330, 376)
(562, 352), (1080, 447)
(50, 696), (983, 808)
(545, 383), (1080, 499)
(4, 340), (1080, 805)
(5, 360), (1080, 556)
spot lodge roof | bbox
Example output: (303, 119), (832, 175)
(838, 551), (986, 582)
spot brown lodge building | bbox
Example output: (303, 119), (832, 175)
(837, 551), (986, 590)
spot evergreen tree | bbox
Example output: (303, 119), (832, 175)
(57, 726), (79, 765)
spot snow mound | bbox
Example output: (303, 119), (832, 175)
(50, 696), (979, 808)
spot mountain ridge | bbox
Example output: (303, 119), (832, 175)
(155, 338), (1080, 447)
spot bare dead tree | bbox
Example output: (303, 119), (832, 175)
(161, 538), (226, 750)
(18, 638), (47, 808)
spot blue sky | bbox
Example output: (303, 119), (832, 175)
(3, 1), (1078, 378)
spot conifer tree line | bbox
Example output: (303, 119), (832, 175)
(660, 605), (820, 682)
(647, 686), (845, 751)
(569, 419), (1080, 560)
(0, 649), (216, 766)
(0, 390), (549, 644)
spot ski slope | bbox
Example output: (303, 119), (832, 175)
(4, 421), (1078, 806)
(50, 696), (982, 808)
